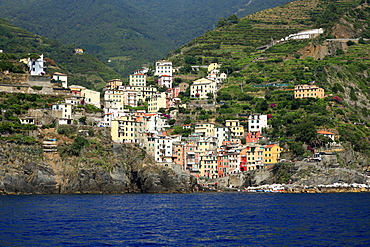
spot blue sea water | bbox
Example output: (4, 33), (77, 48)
(0, 192), (369, 246)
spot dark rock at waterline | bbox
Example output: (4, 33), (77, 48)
(0, 144), (197, 195)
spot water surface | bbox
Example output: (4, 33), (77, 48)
(1, 193), (369, 246)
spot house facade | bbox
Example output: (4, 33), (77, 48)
(28, 54), (46, 76)
(294, 84), (325, 99)
(248, 114), (268, 133)
(225, 120), (245, 138)
(111, 115), (143, 144)
(190, 78), (216, 99)
(148, 92), (167, 112)
(264, 144), (283, 164)
(155, 60), (173, 77)
(129, 73), (146, 87)
(52, 72), (68, 88)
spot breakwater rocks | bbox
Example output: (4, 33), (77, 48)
(243, 183), (370, 193)
(0, 143), (197, 195)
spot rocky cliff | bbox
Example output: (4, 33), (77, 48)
(0, 142), (197, 195)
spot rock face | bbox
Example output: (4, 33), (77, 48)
(0, 143), (197, 195)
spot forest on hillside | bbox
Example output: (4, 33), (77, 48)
(0, 0), (293, 76)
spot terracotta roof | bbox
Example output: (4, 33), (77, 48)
(317, 130), (335, 135)
(265, 144), (276, 148)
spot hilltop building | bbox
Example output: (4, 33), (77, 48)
(294, 84), (325, 99)
(105, 79), (123, 90)
(69, 85), (101, 108)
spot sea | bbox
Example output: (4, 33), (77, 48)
(0, 192), (369, 246)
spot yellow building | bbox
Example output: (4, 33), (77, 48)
(106, 79), (123, 90)
(264, 144), (283, 164)
(69, 85), (101, 108)
(246, 144), (265, 170)
(111, 115), (143, 144)
(294, 84), (325, 99)
(225, 120), (244, 137)
(194, 123), (214, 137)
(131, 86), (157, 102)
(82, 89), (101, 108)
(104, 89), (138, 109)
(148, 92), (167, 112)
(208, 63), (220, 72)
(200, 151), (218, 178)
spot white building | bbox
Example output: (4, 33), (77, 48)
(158, 75), (172, 88)
(52, 72), (68, 88)
(52, 103), (73, 125)
(144, 113), (168, 133)
(155, 60), (172, 77)
(190, 78), (216, 99)
(153, 135), (174, 163)
(100, 108), (129, 127)
(284, 28), (324, 41)
(129, 73), (146, 87)
(28, 54), (46, 76)
(248, 114), (268, 133)
(207, 69), (227, 84)
(214, 127), (231, 147)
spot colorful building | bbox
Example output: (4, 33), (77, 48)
(264, 144), (283, 164)
(225, 120), (245, 138)
(294, 84), (325, 99)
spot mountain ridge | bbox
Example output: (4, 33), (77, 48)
(0, 0), (294, 76)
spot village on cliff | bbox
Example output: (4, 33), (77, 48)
(0, 44), (343, 183)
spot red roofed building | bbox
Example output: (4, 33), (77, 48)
(317, 130), (335, 141)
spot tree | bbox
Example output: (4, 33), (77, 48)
(289, 142), (305, 157)
(293, 120), (317, 143)
(184, 56), (196, 65)
(227, 14), (239, 24)
(79, 116), (87, 125)
(206, 92), (214, 99)
(168, 119), (176, 125)
(217, 18), (228, 28)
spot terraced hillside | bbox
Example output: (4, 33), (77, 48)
(168, 0), (370, 162)
(170, 0), (369, 66)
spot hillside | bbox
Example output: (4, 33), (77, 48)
(0, 18), (121, 90)
(0, 0), (294, 76)
(168, 0), (370, 163)
(1, 0), (370, 194)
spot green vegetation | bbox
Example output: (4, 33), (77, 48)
(58, 136), (89, 157)
(0, 0), (293, 76)
(167, 0), (370, 159)
(0, 18), (121, 90)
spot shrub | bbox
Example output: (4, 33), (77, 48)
(57, 125), (77, 136)
(31, 86), (43, 90)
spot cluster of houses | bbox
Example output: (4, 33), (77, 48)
(14, 54), (338, 178)
(108, 107), (283, 178)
